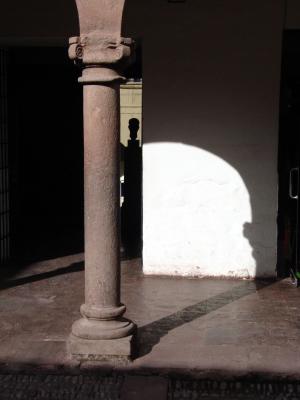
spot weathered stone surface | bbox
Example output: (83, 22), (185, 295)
(67, 1), (136, 360)
(69, 35), (134, 83)
(68, 333), (135, 361)
(74, 0), (126, 37)
(67, 81), (135, 359)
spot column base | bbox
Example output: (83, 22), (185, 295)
(68, 332), (136, 362)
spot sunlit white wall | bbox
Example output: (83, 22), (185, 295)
(143, 143), (256, 277)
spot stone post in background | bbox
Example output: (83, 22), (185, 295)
(122, 118), (142, 257)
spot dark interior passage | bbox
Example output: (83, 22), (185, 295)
(8, 47), (84, 263)
(1, 45), (142, 267)
(278, 30), (300, 281)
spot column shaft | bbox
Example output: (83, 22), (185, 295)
(68, 35), (136, 361)
(84, 83), (120, 309)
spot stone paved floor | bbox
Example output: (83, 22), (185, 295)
(1, 254), (300, 398)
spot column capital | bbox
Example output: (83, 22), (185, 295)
(69, 35), (135, 83)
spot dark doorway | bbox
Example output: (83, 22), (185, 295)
(277, 30), (300, 282)
(4, 45), (142, 267)
(8, 47), (84, 264)
(121, 42), (143, 259)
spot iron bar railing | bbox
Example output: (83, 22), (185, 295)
(0, 49), (10, 264)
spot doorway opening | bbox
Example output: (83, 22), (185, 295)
(1, 44), (143, 269)
(277, 30), (300, 283)
(7, 47), (84, 265)
(120, 41), (143, 259)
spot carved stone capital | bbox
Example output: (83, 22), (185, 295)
(69, 35), (135, 83)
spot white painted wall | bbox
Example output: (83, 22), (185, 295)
(143, 143), (255, 277)
(123, 0), (284, 277)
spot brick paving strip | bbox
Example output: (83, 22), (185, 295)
(170, 379), (300, 399)
(0, 374), (123, 400)
(0, 373), (300, 399)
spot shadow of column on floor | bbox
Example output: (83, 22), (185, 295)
(137, 279), (274, 358)
(0, 261), (84, 290)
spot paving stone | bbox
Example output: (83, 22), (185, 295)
(120, 375), (168, 400)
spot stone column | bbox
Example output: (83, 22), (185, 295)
(68, 35), (136, 361)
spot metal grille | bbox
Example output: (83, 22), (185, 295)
(0, 49), (10, 264)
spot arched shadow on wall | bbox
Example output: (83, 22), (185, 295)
(122, 0), (281, 278)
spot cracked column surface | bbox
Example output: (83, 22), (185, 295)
(68, 35), (136, 361)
